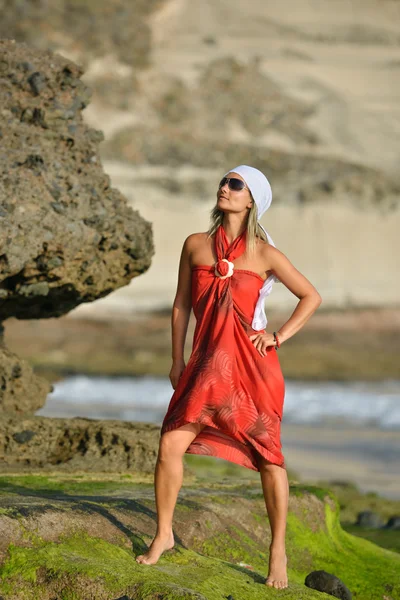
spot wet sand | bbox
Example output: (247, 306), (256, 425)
(281, 422), (400, 500)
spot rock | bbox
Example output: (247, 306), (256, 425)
(0, 341), (51, 416)
(12, 429), (36, 443)
(305, 570), (352, 599)
(0, 415), (164, 474)
(0, 39), (153, 323)
(0, 478), (398, 600)
(383, 515), (400, 530)
(355, 510), (384, 528)
(326, 480), (359, 491)
(0, 39), (154, 414)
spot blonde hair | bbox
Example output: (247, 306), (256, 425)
(207, 191), (269, 255)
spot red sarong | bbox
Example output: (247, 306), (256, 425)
(160, 224), (286, 470)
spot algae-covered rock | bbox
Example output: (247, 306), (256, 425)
(0, 474), (399, 600)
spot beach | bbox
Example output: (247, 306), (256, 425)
(281, 422), (400, 500)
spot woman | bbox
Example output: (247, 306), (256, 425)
(135, 165), (322, 590)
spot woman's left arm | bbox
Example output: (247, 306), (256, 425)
(268, 245), (322, 345)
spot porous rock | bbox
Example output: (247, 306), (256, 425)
(0, 329), (51, 416)
(0, 414), (161, 473)
(0, 39), (154, 414)
(0, 39), (153, 322)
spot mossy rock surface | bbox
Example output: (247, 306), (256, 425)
(0, 473), (399, 599)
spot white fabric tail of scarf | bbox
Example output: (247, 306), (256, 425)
(252, 223), (280, 330)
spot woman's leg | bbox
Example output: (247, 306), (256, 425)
(255, 454), (289, 589)
(136, 422), (206, 565)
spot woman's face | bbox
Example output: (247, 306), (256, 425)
(217, 172), (253, 214)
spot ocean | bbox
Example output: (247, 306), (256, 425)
(37, 375), (400, 430)
(35, 374), (400, 498)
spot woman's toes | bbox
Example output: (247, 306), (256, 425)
(266, 577), (289, 589)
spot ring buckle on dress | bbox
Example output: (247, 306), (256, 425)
(215, 258), (234, 279)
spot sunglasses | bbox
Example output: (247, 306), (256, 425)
(218, 177), (249, 192)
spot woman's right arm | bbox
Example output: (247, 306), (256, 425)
(170, 235), (193, 389)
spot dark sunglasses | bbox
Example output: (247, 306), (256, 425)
(218, 177), (249, 192)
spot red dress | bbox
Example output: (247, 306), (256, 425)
(160, 224), (286, 471)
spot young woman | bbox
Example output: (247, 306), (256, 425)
(136, 165), (322, 590)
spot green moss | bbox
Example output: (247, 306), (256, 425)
(183, 454), (260, 482)
(198, 530), (268, 570)
(0, 530), (321, 599)
(175, 503), (193, 512)
(199, 495), (227, 505)
(0, 507), (14, 515)
(1, 475), (399, 599)
(343, 524), (400, 553)
(285, 502), (400, 599)
(317, 479), (400, 526)
(188, 497), (400, 599)
(183, 455), (299, 484)
(289, 483), (337, 503)
(1, 532), (134, 589)
(0, 474), (154, 496)
(251, 512), (265, 524)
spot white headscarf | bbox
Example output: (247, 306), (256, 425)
(223, 164), (280, 330)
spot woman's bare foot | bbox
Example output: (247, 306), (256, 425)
(265, 542), (288, 589)
(135, 531), (175, 565)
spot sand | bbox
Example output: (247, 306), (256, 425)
(281, 422), (400, 499)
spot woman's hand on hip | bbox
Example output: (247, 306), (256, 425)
(249, 332), (276, 357)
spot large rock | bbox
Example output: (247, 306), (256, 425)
(0, 39), (153, 322)
(0, 477), (399, 600)
(0, 39), (154, 414)
(0, 415), (161, 473)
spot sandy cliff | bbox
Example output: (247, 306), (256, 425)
(1, 0), (399, 314)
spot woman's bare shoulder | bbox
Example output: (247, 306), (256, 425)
(256, 237), (286, 274)
(188, 231), (210, 240)
(255, 235), (275, 255)
(183, 231), (210, 249)
(259, 239), (283, 260)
